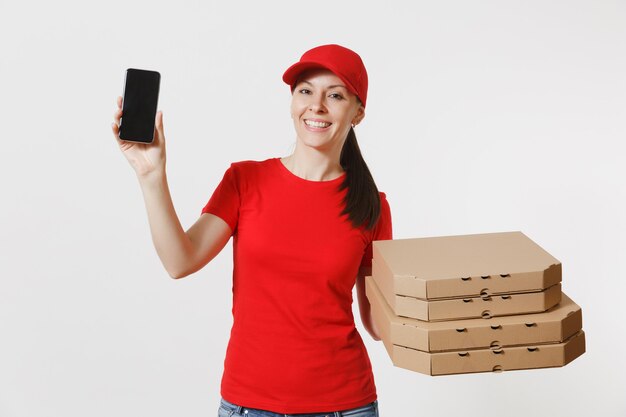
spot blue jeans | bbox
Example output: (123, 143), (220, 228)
(217, 397), (379, 417)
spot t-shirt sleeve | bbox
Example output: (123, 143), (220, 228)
(200, 164), (240, 234)
(360, 192), (393, 269)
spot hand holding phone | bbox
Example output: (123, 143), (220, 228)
(111, 69), (167, 178)
(119, 68), (161, 143)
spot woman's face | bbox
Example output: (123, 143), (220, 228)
(290, 68), (364, 154)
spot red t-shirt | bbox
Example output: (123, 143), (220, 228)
(201, 157), (393, 414)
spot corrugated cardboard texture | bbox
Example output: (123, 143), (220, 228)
(372, 271), (562, 321)
(372, 231), (562, 300)
(366, 276), (582, 352)
(389, 331), (585, 376)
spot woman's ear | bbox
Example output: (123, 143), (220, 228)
(352, 106), (365, 126)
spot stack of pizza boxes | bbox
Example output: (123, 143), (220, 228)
(365, 231), (585, 376)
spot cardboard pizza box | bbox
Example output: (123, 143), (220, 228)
(372, 272), (561, 321)
(366, 276), (582, 352)
(384, 331), (585, 376)
(372, 231), (561, 302)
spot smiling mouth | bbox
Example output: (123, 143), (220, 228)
(304, 120), (332, 128)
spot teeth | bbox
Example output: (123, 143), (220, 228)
(305, 120), (331, 128)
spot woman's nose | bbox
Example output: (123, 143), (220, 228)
(308, 94), (327, 113)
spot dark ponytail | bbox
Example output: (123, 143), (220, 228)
(339, 127), (381, 230)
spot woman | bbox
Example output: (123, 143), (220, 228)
(111, 44), (392, 417)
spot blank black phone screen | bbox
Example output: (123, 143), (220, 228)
(119, 68), (160, 143)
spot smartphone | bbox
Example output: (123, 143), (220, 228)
(119, 68), (161, 143)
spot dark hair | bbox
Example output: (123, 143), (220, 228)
(339, 126), (381, 230)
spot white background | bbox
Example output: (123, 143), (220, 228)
(1, 1), (624, 416)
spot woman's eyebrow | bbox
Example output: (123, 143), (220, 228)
(297, 80), (348, 90)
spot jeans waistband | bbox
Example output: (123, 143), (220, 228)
(221, 397), (377, 416)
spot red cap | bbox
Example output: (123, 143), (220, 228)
(282, 44), (368, 107)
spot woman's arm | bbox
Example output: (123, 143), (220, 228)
(112, 97), (232, 280)
(355, 266), (381, 341)
(138, 173), (232, 279)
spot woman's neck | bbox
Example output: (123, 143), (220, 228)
(280, 148), (344, 181)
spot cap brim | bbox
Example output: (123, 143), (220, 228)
(282, 61), (360, 99)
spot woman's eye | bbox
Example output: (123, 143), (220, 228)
(298, 88), (311, 94)
(329, 93), (344, 100)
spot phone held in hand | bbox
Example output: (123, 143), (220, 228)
(119, 68), (161, 143)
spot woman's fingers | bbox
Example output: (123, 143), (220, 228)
(111, 98), (124, 145)
(155, 111), (165, 144)
(113, 97), (123, 125)
(111, 120), (123, 145)
(112, 108), (122, 146)
(113, 108), (122, 123)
